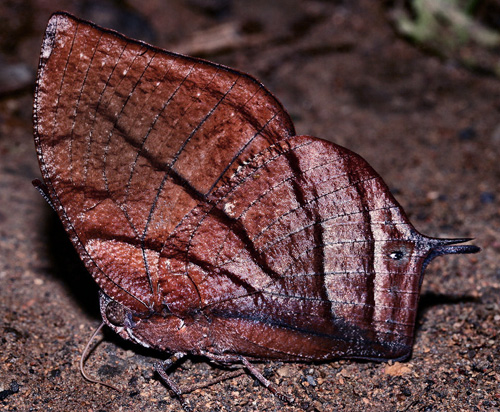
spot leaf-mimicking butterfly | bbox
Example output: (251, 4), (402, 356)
(33, 11), (480, 409)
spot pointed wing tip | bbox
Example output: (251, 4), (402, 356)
(41, 13), (67, 60)
(39, 12), (79, 73)
(433, 237), (480, 255)
(433, 238), (480, 257)
(427, 237), (479, 252)
(444, 244), (481, 255)
(421, 238), (480, 273)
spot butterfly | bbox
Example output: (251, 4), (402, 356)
(33, 11), (479, 409)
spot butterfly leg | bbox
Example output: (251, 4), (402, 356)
(154, 352), (192, 411)
(201, 352), (294, 404)
(238, 355), (294, 404)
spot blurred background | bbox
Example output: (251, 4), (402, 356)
(0, 1), (499, 411)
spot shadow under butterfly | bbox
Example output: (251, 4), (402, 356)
(32, 12), (480, 410)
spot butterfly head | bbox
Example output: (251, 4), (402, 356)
(98, 291), (146, 346)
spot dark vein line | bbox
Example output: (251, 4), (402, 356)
(83, 43), (128, 197)
(124, 60), (197, 208)
(122, 57), (179, 205)
(206, 84), (277, 194)
(69, 33), (103, 184)
(124, 63), (223, 207)
(217, 233), (417, 277)
(284, 269), (418, 278)
(141, 67), (235, 305)
(102, 46), (153, 192)
(211, 138), (314, 201)
(170, 76), (239, 167)
(106, 49), (158, 299)
(228, 150), (346, 220)
(150, 75), (240, 242)
(258, 290), (417, 313)
(253, 175), (382, 246)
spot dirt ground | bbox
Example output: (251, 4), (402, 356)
(1, 1), (499, 411)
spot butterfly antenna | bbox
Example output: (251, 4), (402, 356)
(80, 321), (121, 391)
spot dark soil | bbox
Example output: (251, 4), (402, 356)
(1, 1), (498, 411)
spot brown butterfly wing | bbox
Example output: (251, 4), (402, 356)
(34, 13), (294, 315)
(35, 13), (478, 364)
(156, 135), (425, 361)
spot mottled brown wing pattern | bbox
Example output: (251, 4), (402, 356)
(155, 135), (424, 361)
(34, 13), (294, 315)
(34, 13), (479, 390)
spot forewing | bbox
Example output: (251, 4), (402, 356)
(33, 12), (295, 313)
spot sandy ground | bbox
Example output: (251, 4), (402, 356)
(0, 1), (499, 411)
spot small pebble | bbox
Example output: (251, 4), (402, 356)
(480, 192), (495, 204)
(276, 365), (294, 378)
(458, 126), (477, 140)
(306, 375), (316, 386)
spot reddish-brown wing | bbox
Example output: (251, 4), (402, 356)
(35, 13), (478, 365)
(34, 12), (294, 314)
(149, 135), (425, 361)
